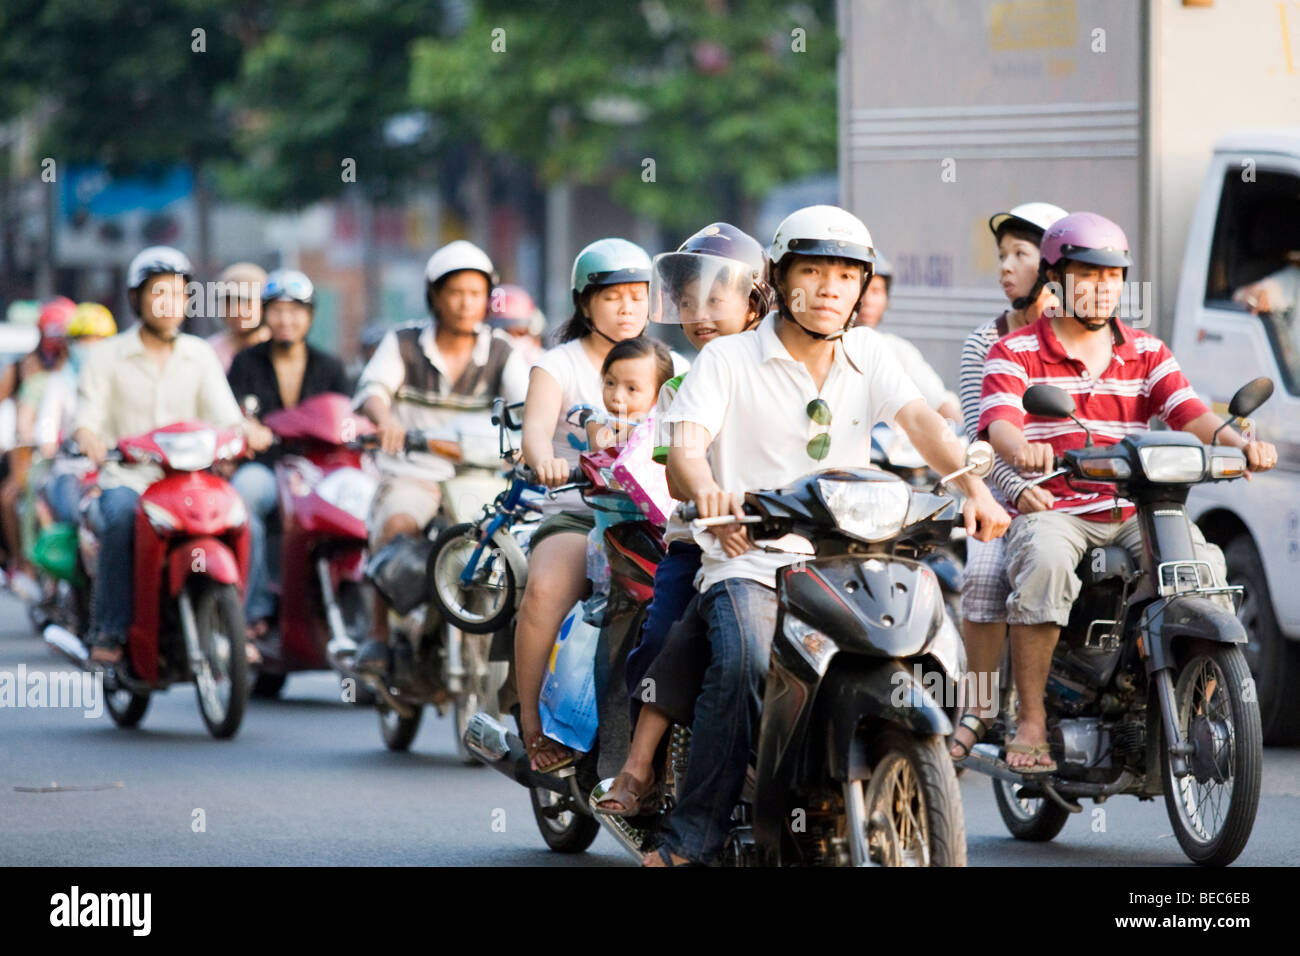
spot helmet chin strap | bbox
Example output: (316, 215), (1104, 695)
(589, 318), (648, 345)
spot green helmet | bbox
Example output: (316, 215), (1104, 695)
(570, 238), (652, 304)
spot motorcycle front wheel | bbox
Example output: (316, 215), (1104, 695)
(428, 522), (515, 634)
(378, 702), (423, 751)
(840, 728), (965, 866)
(1161, 642), (1262, 866)
(105, 683), (151, 728)
(191, 581), (249, 739)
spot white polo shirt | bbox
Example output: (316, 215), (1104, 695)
(663, 314), (924, 591)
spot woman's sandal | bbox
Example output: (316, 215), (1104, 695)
(642, 846), (698, 867)
(1005, 741), (1057, 774)
(592, 770), (655, 817)
(948, 712), (991, 761)
(526, 733), (576, 774)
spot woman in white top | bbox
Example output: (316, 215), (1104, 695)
(515, 238), (688, 773)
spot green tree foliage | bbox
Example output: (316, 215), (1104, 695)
(410, 0), (838, 229)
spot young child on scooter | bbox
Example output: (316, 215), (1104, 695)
(592, 224), (772, 817)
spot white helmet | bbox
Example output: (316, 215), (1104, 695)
(989, 202), (1069, 240)
(768, 205), (876, 277)
(768, 205), (875, 341)
(424, 240), (497, 288)
(127, 246), (193, 291)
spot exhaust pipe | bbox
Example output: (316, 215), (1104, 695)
(462, 712), (570, 796)
(588, 777), (655, 862)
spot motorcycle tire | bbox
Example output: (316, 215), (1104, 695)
(529, 785), (600, 854)
(1226, 536), (1300, 743)
(992, 778), (1070, 842)
(250, 669), (287, 699)
(842, 727), (966, 866)
(191, 581), (249, 740)
(104, 684), (151, 728)
(1160, 642), (1262, 867)
(378, 702), (422, 751)
(428, 522), (516, 635)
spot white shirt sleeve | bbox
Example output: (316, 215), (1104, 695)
(500, 345), (530, 405)
(73, 345), (110, 439)
(884, 332), (950, 411)
(662, 340), (730, 440)
(354, 330), (405, 409)
(855, 329), (925, 426)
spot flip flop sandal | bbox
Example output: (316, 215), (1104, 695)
(592, 771), (655, 817)
(643, 845), (699, 867)
(1006, 741), (1057, 775)
(526, 734), (575, 775)
(948, 712), (991, 760)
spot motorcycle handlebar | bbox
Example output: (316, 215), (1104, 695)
(516, 464), (584, 486)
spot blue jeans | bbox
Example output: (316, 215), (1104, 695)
(232, 462), (278, 622)
(658, 577), (777, 865)
(46, 472), (83, 526)
(626, 542), (702, 720)
(91, 486), (140, 643)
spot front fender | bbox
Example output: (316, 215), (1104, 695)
(823, 658), (953, 781)
(490, 525), (530, 599)
(1145, 594), (1246, 673)
(168, 536), (242, 595)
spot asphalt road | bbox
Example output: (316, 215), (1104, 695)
(2, 591), (1297, 866)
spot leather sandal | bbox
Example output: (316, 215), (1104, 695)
(592, 770), (655, 816)
(526, 733), (575, 774)
(948, 712), (991, 761)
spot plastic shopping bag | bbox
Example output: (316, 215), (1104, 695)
(611, 413), (673, 526)
(538, 594), (606, 752)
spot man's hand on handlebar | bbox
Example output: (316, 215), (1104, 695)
(963, 484), (1011, 542)
(242, 420), (274, 454)
(377, 417), (407, 456)
(1243, 439), (1278, 474)
(1015, 485), (1055, 513)
(1011, 441), (1055, 475)
(693, 489), (753, 558)
(73, 429), (107, 468)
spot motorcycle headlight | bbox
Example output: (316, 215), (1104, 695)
(153, 429), (217, 471)
(783, 614), (837, 675)
(316, 467), (379, 522)
(1138, 445), (1205, 483)
(816, 478), (911, 543)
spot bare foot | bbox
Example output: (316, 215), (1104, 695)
(89, 644), (123, 665)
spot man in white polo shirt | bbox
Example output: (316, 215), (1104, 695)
(652, 206), (1010, 866)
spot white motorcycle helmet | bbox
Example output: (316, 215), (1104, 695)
(768, 205), (876, 340)
(988, 202), (1069, 239)
(126, 245), (194, 326)
(424, 240), (498, 314)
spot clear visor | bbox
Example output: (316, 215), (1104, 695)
(649, 252), (755, 326)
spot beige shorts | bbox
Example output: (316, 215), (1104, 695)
(1004, 511), (1227, 627)
(369, 476), (442, 549)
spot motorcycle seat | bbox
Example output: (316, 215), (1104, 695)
(1076, 546), (1137, 588)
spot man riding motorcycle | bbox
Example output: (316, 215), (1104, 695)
(227, 269), (349, 646)
(976, 212), (1278, 772)
(353, 240), (529, 676)
(73, 246), (272, 667)
(653, 205), (1009, 866)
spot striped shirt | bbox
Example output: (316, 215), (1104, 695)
(977, 316), (1209, 521)
(959, 313), (1030, 509)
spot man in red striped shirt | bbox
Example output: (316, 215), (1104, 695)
(978, 212), (1277, 772)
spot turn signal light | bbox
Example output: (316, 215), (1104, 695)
(1078, 457), (1132, 479)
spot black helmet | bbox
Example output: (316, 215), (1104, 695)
(650, 222), (774, 323)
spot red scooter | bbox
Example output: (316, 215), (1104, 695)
(247, 392), (379, 699)
(46, 421), (253, 739)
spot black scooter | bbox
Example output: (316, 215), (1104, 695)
(959, 378), (1272, 867)
(581, 442), (996, 866)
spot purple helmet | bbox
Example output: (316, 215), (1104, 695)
(1039, 212), (1132, 271)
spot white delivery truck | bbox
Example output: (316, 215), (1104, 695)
(838, 0), (1300, 740)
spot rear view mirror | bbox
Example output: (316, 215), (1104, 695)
(1022, 385), (1076, 419)
(965, 440), (994, 479)
(1228, 377), (1273, 419)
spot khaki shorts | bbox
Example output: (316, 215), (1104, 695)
(1004, 511), (1227, 627)
(369, 476), (442, 549)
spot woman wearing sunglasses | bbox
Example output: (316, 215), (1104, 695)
(645, 205), (1010, 866)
